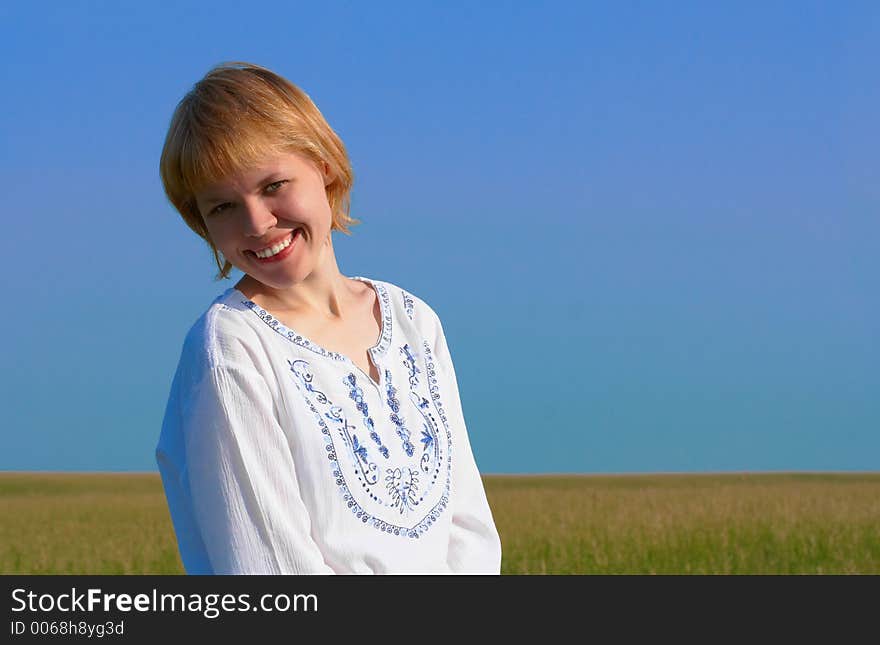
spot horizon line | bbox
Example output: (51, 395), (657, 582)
(1, 469), (878, 477)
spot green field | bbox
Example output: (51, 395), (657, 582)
(1, 472), (878, 574)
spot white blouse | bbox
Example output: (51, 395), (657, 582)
(156, 276), (502, 574)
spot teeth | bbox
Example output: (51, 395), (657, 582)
(255, 231), (295, 258)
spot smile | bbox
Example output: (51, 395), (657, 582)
(246, 229), (300, 262)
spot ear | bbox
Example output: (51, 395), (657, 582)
(321, 160), (335, 186)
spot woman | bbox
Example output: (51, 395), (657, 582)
(155, 61), (502, 574)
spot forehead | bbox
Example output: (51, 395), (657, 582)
(195, 150), (317, 197)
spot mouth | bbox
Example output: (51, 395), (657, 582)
(244, 229), (301, 262)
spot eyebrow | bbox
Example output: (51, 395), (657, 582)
(200, 172), (285, 205)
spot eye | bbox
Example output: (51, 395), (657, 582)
(265, 180), (288, 194)
(209, 202), (232, 216)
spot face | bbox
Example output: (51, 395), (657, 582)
(194, 150), (335, 294)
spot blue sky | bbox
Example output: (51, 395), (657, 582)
(1, 1), (877, 473)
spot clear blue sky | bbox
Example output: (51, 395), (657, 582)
(1, 1), (877, 474)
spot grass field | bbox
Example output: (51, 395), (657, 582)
(1, 472), (878, 574)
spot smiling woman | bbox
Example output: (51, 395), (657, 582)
(159, 62), (358, 286)
(155, 62), (502, 575)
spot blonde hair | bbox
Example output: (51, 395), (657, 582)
(159, 61), (359, 280)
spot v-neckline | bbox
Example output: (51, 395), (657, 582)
(231, 275), (392, 391)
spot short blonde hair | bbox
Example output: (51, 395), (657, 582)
(159, 61), (359, 280)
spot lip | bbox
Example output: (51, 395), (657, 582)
(249, 230), (298, 253)
(246, 229), (300, 263)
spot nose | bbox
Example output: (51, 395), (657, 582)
(241, 197), (277, 237)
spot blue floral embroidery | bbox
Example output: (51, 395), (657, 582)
(401, 289), (415, 321)
(345, 373), (389, 459)
(401, 343), (420, 389)
(385, 467), (419, 514)
(420, 341), (454, 493)
(290, 359), (379, 485)
(267, 283), (453, 540)
(384, 371), (415, 457)
(401, 343), (440, 473)
(288, 360), (451, 539)
(325, 406), (349, 447)
(352, 435), (368, 463)
(422, 342), (450, 430)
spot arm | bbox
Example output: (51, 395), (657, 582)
(431, 314), (503, 574)
(157, 333), (334, 574)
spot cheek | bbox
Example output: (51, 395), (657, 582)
(204, 222), (233, 248)
(308, 194), (335, 222)
(288, 194), (333, 226)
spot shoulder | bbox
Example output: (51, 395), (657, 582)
(177, 290), (267, 378)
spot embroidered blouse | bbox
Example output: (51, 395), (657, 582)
(155, 275), (502, 574)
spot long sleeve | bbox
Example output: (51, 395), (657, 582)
(431, 315), (503, 574)
(156, 324), (334, 574)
